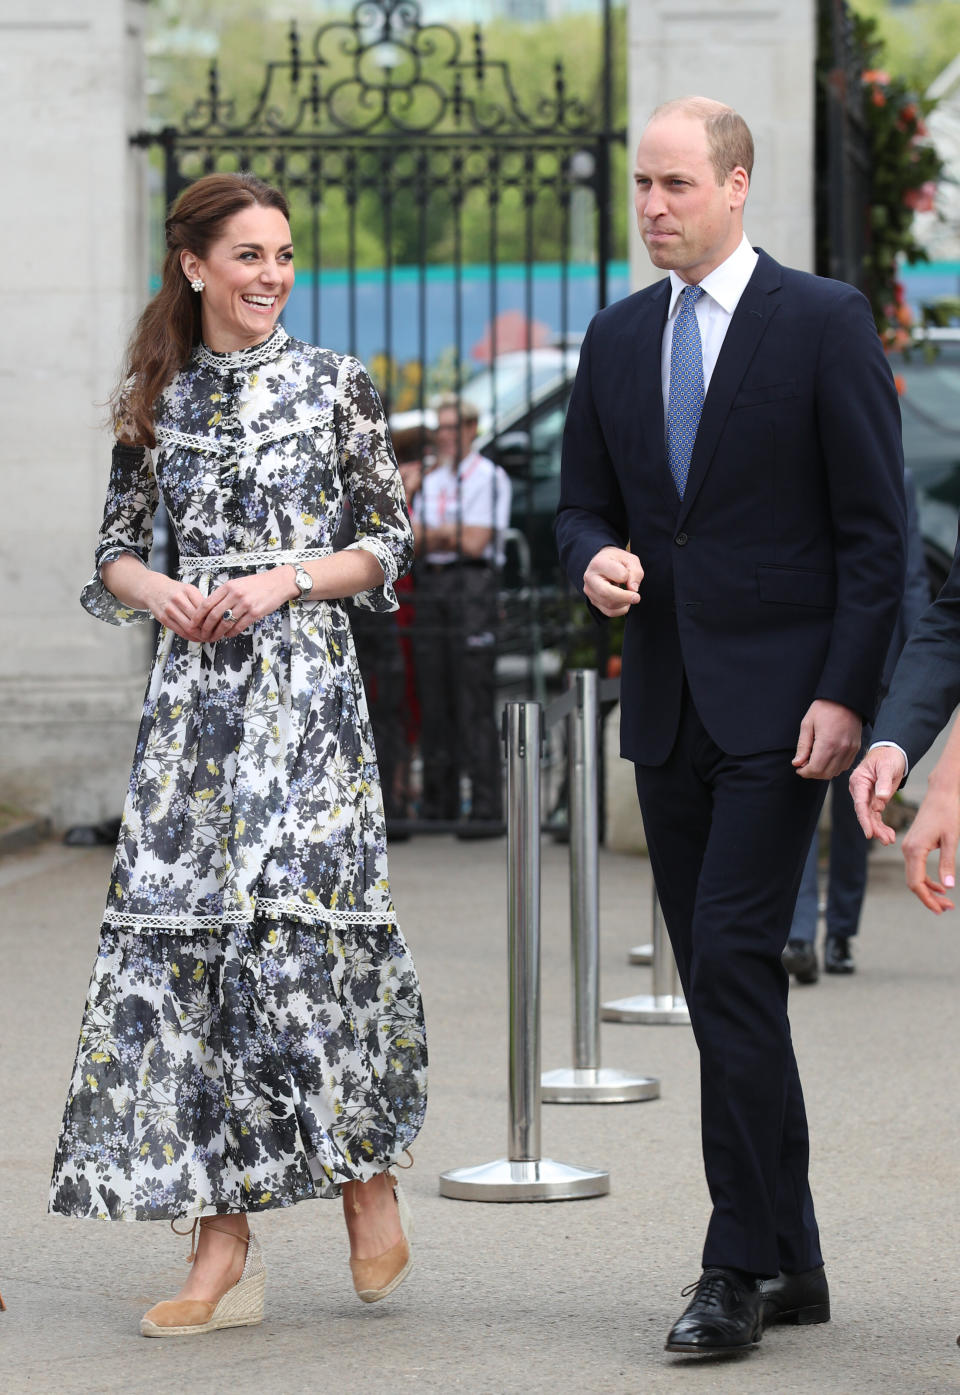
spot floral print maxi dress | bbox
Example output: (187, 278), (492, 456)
(49, 326), (427, 1222)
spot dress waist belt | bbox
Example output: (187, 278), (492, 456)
(178, 547), (333, 576)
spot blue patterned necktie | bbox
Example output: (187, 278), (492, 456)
(666, 284), (706, 498)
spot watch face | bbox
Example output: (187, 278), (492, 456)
(296, 566), (313, 594)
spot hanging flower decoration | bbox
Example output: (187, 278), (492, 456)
(855, 18), (944, 351)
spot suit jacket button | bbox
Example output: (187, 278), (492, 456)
(675, 532), (688, 546)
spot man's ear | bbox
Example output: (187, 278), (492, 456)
(729, 166), (749, 211)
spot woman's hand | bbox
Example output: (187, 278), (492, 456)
(900, 779), (960, 914)
(193, 566), (299, 643)
(144, 575), (208, 642)
(100, 556), (207, 642)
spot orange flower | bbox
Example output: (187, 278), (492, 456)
(863, 68), (890, 85)
(872, 88), (887, 108)
(893, 374), (907, 397)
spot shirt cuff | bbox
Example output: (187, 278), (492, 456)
(868, 740), (910, 780)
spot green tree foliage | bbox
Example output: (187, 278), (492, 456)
(851, 0), (960, 91)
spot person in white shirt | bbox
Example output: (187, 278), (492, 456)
(407, 397), (511, 831)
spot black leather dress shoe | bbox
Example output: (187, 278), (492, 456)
(824, 936), (855, 974)
(665, 1268), (763, 1355)
(782, 939), (819, 984)
(760, 1265), (830, 1326)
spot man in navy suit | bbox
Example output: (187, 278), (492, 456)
(556, 97), (906, 1355)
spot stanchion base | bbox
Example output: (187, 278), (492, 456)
(601, 994), (691, 1025)
(628, 943), (653, 965)
(541, 1066), (660, 1103)
(439, 1156), (610, 1201)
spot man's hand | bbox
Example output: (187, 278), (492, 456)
(583, 546), (643, 618)
(849, 746), (907, 845)
(900, 782), (960, 913)
(792, 699), (862, 781)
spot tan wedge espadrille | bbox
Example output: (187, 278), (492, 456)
(349, 1175), (414, 1304)
(140, 1218), (265, 1337)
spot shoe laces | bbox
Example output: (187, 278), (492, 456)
(680, 1269), (740, 1306)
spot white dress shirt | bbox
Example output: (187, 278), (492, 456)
(661, 234), (759, 416)
(412, 451), (512, 566)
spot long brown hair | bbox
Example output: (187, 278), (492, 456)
(113, 172), (290, 446)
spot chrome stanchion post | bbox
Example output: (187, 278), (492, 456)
(509, 701), (543, 1162)
(602, 886), (691, 1025)
(542, 671), (659, 1103)
(440, 701), (610, 1200)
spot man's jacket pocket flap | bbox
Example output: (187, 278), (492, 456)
(732, 381), (799, 409)
(757, 564), (836, 608)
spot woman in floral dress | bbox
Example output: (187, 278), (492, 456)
(49, 173), (427, 1336)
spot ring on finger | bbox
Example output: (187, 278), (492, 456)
(221, 608), (235, 624)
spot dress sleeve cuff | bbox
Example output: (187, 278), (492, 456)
(80, 548), (153, 627)
(342, 538), (399, 613)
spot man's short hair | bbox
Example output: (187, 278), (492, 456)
(649, 96), (754, 184)
(435, 395), (480, 425)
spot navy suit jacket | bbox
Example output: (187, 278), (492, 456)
(556, 249), (907, 765)
(874, 519), (960, 770)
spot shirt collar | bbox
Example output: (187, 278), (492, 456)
(666, 234), (758, 319)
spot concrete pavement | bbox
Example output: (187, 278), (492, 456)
(1, 804), (959, 1394)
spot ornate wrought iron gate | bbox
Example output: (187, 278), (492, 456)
(133, 0), (625, 833)
(135, 1), (623, 396)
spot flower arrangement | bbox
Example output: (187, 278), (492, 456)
(854, 15), (944, 349)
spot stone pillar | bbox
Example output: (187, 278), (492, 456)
(627, 0), (817, 289)
(0, 0), (150, 825)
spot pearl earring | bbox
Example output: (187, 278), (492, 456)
(190, 276), (205, 293)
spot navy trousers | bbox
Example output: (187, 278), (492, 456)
(634, 684), (826, 1277)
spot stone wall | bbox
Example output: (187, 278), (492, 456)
(0, 0), (150, 825)
(626, 0), (817, 290)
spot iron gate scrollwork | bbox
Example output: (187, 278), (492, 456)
(133, 0), (625, 833)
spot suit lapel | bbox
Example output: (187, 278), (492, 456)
(616, 280), (676, 510)
(677, 250), (783, 525)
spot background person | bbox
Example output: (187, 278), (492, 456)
(407, 397), (511, 832)
(783, 467), (928, 982)
(48, 172), (427, 1337)
(557, 97), (906, 1356)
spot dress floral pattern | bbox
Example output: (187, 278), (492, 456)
(49, 325), (427, 1222)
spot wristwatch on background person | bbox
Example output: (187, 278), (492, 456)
(292, 563), (314, 598)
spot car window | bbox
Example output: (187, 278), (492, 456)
(529, 403), (567, 479)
